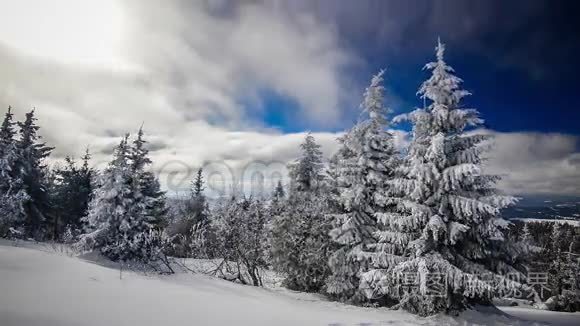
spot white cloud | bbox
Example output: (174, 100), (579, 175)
(0, 0), (128, 69)
(0, 1), (577, 199)
(123, 0), (354, 126)
(0, 1), (354, 140)
(482, 131), (580, 196)
(384, 129), (580, 196)
(0, 0), (356, 197)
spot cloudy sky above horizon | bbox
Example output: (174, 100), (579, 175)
(0, 0), (579, 197)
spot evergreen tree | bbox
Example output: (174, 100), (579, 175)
(189, 168), (215, 258)
(288, 132), (324, 192)
(79, 135), (160, 263)
(568, 251), (580, 300)
(166, 168), (213, 257)
(79, 135), (131, 258)
(269, 133), (334, 292)
(326, 70), (399, 302)
(0, 107), (28, 235)
(183, 168), (209, 225)
(0, 106), (16, 142)
(521, 223), (532, 245)
(518, 223), (535, 257)
(191, 169), (210, 239)
(130, 127), (168, 229)
(268, 180), (286, 219)
(140, 172), (167, 228)
(362, 40), (523, 315)
(50, 149), (94, 240)
(550, 223), (562, 256)
(273, 180), (285, 200)
(549, 249), (566, 297)
(545, 240), (580, 312)
(192, 168), (205, 197)
(79, 148), (95, 220)
(16, 109), (54, 238)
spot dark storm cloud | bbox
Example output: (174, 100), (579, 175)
(272, 0), (579, 80)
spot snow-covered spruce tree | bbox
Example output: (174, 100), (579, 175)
(0, 107), (28, 236)
(130, 127), (168, 262)
(270, 134), (332, 292)
(192, 168), (205, 197)
(549, 249), (566, 297)
(79, 136), (131, 258)
(189, 168), (216, 258)
(364, 40), (525, 316)
(268, 180), (286, 217)
(288, 132), (324, 192)
(521, 223), (532, 245)
(545, 247), (580, 312)
(80, 134), (161, 263)
(130, 127), (168, 230)
(326, 70), (399, 302)
(49, 149), (95, 240)
(273, 180), (285, 201)
(549, 223), (562, 257)
(564, 251), (580, 311)
(190, 168), (210, 228)
(16, 109), (54, 239)
(543, 232), (580, 312)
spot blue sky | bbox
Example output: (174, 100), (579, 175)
(264, 43), (580, 137)
(260, 0), (580, 136)
(0, 0), (578, 196)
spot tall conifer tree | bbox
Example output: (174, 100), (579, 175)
(326, 70), (399, 301)
(16, 110), (53, 238)
(131, 127), (168, 229)
(0, 107), (28, 234)
(362, 40), (524, 315)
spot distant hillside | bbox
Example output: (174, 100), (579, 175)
(502, 194), (580, 221)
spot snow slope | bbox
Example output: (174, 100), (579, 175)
(1, 241), (578, 326)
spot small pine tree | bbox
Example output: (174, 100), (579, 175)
(269, 180), (286, 218)
(551, 223), (562, 256)
(192, 168), (205, 197)
(521, 223), (532, 245)
(568, 252), (580, 298)
(50, 149), (94, 240)
(190, 168), (214, 255)
(0, 106), (16, 142)
(273, 180), (285, 200)
(288, 132), (324, 192)
(166, 168), (213, 258)
(549, 249), (566, 297)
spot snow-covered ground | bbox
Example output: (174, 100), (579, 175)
(1, 240), (579, 326)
